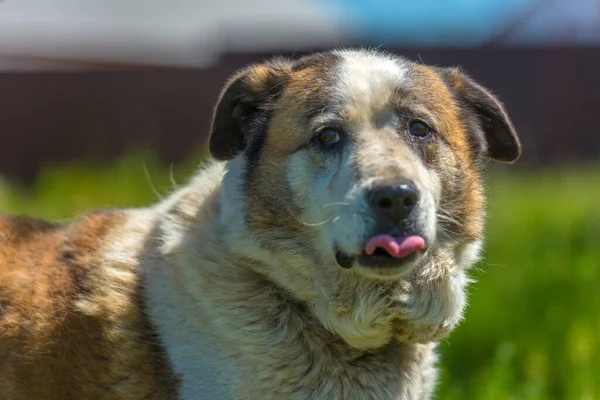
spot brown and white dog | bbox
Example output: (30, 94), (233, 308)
(0, 49), (520, 400)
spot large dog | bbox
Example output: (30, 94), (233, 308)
(0, 49), (520, 399)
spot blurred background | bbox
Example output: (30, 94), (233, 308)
(0, 0), (598, 398)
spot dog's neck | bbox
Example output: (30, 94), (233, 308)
(141, 160), (437, 399)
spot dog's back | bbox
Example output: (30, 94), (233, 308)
(0, 213), (178, 400)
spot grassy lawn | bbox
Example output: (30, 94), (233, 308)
(1, 155), (598, 400)
(438, 166), (600, 400)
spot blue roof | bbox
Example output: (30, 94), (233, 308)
(323, 0), (599, 46)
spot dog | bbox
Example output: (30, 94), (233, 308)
(0, 49), (520, 400)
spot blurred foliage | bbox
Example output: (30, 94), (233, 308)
(0, 154), (598, 399)
(0, 151), (206, 221)
(438, 166), (600, 400)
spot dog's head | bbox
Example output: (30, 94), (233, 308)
(210, 49), (520, 348)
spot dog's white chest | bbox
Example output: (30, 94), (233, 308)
(160, 322), (237, 400)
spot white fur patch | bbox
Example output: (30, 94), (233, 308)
(333, 49), (409, 110)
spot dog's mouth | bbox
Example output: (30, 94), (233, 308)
(335, 234), (426, 270)
(365, 234), (425, 258)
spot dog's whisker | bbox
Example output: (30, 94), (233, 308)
(299, 218), (332, 227)
(169, 163), (179, 190)
(436, 212), (464, 228)
(437, 218), (462, 229)
(437, 225), (461, 238)
(438, 216), (461, 228)
(322, 202), (350, 209)
(142, 162), (163, 200)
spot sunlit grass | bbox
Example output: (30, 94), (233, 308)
(0, 152), (205, 221)
(438, 166), (600, 400)
(1, 155), (597, 399)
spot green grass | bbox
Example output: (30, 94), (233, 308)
(438, 167), (600, 400)
(1, 155), (598, 400)
(0, 152), (205, 221)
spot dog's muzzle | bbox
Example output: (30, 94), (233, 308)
(335, 179), (427, 270)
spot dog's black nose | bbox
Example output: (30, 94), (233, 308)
(368, 180), (420, 221)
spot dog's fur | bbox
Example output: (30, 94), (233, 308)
(0, 49), (520, 400)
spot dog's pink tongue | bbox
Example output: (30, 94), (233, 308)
(364, 235), (425, 258)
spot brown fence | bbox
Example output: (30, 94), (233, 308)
(1, 46), (599, 183)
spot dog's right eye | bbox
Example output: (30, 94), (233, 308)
(316, 129), (342, 146)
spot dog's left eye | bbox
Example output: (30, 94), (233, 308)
(408, 120), (432, 138)
(317, 129), (342, 146)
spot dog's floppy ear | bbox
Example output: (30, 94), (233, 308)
(209, 60), (292, 161)
(442, 67), (521, 163)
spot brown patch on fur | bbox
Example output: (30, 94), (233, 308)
(243, 55), (339, 236)
(0, 212), (179, 400)
(409, 65), (487, 242)
(244, 65), (277, 93)
(445, 68), (465, 91)
(410, 65), (472, 153)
